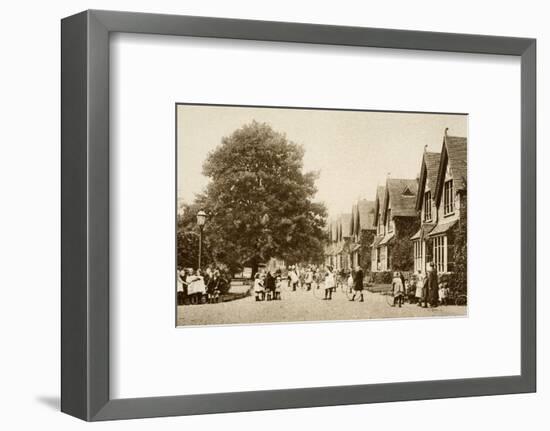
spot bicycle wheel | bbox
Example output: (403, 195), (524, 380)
(455, 294), (467, 306)
(345, 286), (355, 300)
(312, 283), (327, 300)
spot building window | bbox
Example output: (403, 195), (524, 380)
(380, 247), (386, 271)
(424, 191), (432, 221)
(444, 180), (454, 215)
(433, 235), (447, 273)
(387, 209), (393, 232)
(414, 240), (423, 272)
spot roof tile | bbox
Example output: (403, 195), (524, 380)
(386, 178), (419, 218)
(357, 199), (376, 230)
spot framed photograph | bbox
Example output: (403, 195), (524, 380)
(61, 10), (536, 421)
(175, 104), (468, 325)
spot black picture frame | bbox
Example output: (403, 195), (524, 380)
(61, 9), (536, 421)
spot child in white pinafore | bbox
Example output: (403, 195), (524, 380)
(254, 272), (265, 301)
(347, 272), (354, 293)
(275, 275), (282, 300)
(324, 266), (335, 300)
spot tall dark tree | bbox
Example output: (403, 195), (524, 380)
(195, 121), (327, 273)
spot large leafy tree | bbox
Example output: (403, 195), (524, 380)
(192, 121), (327, 273)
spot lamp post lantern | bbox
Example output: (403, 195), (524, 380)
(196, 210), (207, 269)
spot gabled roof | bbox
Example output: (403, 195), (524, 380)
(340, 213), (353, 238)
(356, 199), (376, 231)
(435, 135), (467, 205)
(373, 186), (386, 225)
(415, 151), (441, 211)
(328, 219), (338, 241)
(335, 216), (342, 241)
(383, 178), (419, 222)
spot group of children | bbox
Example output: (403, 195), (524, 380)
(177, 267), (226, 304)
(253, 264), (338, 301)
(253, 264), (366, 302)
(253, 270), (283, 301)
(287, 265), (324, 291)
(391, 266), (450, 308)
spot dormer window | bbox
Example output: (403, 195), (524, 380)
(444, 179), (454, 215)
(424, 191), (432, 222)
(402, 186), (414, 196)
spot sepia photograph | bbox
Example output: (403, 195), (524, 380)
(176, 104), (468, 326)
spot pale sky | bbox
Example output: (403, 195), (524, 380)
(177, 105), (467, 217)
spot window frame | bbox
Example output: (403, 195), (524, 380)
(443, 179), (454, 216)
(433, 235), (447, 273)
(424, 190), (432, 222)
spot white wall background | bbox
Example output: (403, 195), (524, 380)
(0, 0), (546, 429)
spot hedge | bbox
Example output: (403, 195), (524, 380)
(372, 271), (393, 284)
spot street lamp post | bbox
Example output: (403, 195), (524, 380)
(196, 210), (207, 269)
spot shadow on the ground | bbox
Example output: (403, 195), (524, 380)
(36, 395), (60, 411)
(222, 290), (251, 302)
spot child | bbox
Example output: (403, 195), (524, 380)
(186, 269), (206, 304)
(392, 271), (405, 307)
(177, 269), (188, 305)
(350, 265), (365, 302)
(405, 277), (415, 303)
(439, 281), (449, 305)
(206, 271), (221, 303)
(254, 272), (265, 301)
(415, 271), (424, 306)
(289, 266), (299, 291)
(314, 268), (322, 290)
(305, 267), (314, 291)
(275, 275), (282, 300)
(324, 266), (335, 300)
(347, 271), (354, 294)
